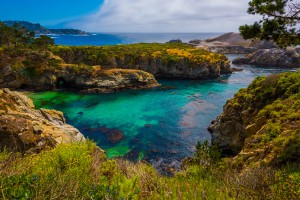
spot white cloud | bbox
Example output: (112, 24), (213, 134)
(67, 0), (261, 32)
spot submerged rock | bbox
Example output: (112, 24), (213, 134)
(99, 127), (124, 144)
(0, 88), (85, 153)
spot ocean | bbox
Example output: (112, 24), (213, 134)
(51, 32), (224, 46)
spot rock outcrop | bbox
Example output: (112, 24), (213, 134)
(58, 66), (160, 93)
(0, 88), (85, 153)
(232, 48), (300, 68)
(209, 72), (300, 168)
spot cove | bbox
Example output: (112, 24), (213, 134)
(29, 55), (296, 169)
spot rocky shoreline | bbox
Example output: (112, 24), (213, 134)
(0, 88), (85, 153)
(232, 48), (300, 68)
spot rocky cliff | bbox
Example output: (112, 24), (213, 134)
(51, 43), (232, 79)
(209, 72), (300, 168)
(233, 48), (300, 68)
(0, 88), (85, 153)
(0, 49), (159, 93)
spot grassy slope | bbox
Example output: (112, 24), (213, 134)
(0, 141), (229, 200)
(1, 139), (299, 199)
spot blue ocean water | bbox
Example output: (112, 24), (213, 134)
(51, 33), (223, 46)
(29, 54), (297, 169)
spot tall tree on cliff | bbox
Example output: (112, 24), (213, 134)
(239, 0), (300, 47)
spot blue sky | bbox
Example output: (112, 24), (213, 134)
(0, 0), (259, 32)
(0, 0), (104, 26)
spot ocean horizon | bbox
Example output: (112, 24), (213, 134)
(51, 32), (225, 46)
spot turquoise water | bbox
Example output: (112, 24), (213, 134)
(29, 55), (297, 169)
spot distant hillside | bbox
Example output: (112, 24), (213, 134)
(206, 32), (252, 46)
(3, 20), (89, 35)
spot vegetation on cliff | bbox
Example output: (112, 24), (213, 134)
(205, 71), (300, 199)
(219, 71), (300, 167)
(51, 43), (228, 67)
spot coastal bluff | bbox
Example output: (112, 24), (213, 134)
(51, 43), (232, 79)
(209, 71), (300, 168)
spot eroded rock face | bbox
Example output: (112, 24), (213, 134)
(0, 64), (160, 93)
(232, 48), (300, 68)
(0, 88), (85, 153)
(116, 57), (232, 79)
(208, 104), (248, 155)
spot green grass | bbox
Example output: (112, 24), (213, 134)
(0, 140), (299, 199)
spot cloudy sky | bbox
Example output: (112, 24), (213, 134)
(0, 0), (260, 32)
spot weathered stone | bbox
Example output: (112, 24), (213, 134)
(255, 116), (267, 126)
(245, 124), (261, 136)
(0, 89), (85, 153)
(33, 125), (43, 134)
